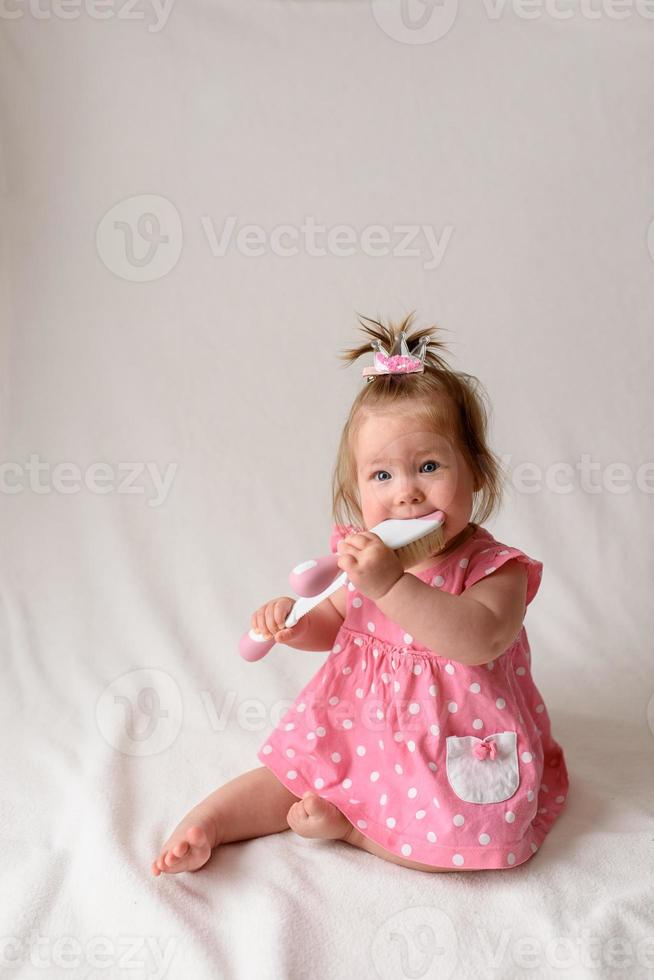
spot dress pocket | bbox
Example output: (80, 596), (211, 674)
(445, 731), (519, 804)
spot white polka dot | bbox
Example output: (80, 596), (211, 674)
(403, 633), (413, 644)
(315, 727), (325, 737)
(393, 731), (403, 742)
(415, 809), (426, 820)
(469, 683), (481, 694)
(380, 793), (387, 805)
(428, 761), (437, 771)
(447, 701), (458, 713)
(432, 575), (445, 587)
(408, 787), (418, 799)
(332, 644), (341, 653)
(499, 549), (510, 555)
(342, 778), (352, 789)
(329, 696), (339, 706)
(287, 770), (297, 779)
(357, 819), (367, 829)
(370, 771), (380, 782)
(452, 854), (464, 866)
(445, 663), (455, 674)
(343, 719), (353, 729)
(394, 763), (403, 774)
(373, 648), (379, 658)
(429, 724), (440, 736)
(361, 660), (367, 670)
(516, 666), (526, 676)
(262, 745), (272, 754)
(479, 833), (491, 845)
(355, 688), (364, 698)
(386, 817), (396, 828)
(306, 732), (316, 740)
(354, 637), (363, 646)
(367, 621), (375, 631)
(413, 664), (422, 675)
(555, 795), (565, 803)
(527, 790), (534, 801)
(530, 842), (538, 853)
(507, 852), (516, 865)
(356, 745), (366, 756)
(376, 709), (384, 720)
(286, 748), (295, 758)
(486, 661), (495, 670)
(378, 740), (384, 750)
(382, 673), (390, 683)
(394, 681), (401, 692)
(505, 811), (515, 823)
(459, 558), (469, 568)
(391, 659), (397, 669)
(535, 704), (545, 713)
(429, 684), (437, 696)
(484, 566), (496, 575)
(539, 807), (548, 814)
(496, 698), (506, 709)
(427, 831), (437, 842)
(409, 702), (420, 714)
(453, 814), (465, 827)
(521, 752), (533, 763)
(285, 723), (295, 730)
(407, 740), (416, 752)
(342, 666), (352, 674)
(331, 752), (341, 762)
(401, 843), (412, 856)
(314, 778), (324, 789)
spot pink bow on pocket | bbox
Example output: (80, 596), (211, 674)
(473, 740), (498, 760)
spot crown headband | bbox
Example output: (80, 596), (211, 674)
(361, 330), (428, 382)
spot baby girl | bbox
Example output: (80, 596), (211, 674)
(151, 313), (569, 876)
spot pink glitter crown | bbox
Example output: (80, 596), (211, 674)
(361, 330), (429, 381)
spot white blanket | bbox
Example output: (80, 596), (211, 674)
(1, 2), (653, 977)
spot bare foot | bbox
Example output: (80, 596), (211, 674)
(286, 791), (354, 842)
(151, 821), (215, 876)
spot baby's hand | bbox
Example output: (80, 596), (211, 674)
(250, 596), (308, 645)
(336, 531), (404, 601)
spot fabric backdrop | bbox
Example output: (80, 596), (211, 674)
(1, 2), (653, 978)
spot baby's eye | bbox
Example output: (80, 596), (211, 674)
(372, 470), (391, 482)
(421, 460), (440, 473)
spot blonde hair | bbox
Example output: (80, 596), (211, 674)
(332, 312), (506, 528)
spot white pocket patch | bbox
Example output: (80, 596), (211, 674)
(445, 731), (519, 804)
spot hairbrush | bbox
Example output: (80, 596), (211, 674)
(239, 509), (445, 662)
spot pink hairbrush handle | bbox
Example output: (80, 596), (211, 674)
(288, 554), (340, 597)
(239, 629), (276, 662)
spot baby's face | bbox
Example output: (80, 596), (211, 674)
(353, 409), (476, 546)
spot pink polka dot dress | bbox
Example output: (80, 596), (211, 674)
(257, 522), (569, 871)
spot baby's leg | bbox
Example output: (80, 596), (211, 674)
(151, 765), (300, 876)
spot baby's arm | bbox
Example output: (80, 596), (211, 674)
(283, 588), (345, 652)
